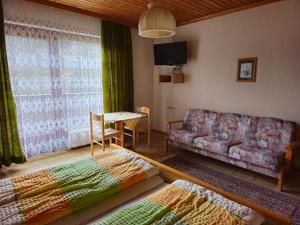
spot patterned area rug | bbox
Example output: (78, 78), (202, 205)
(162, 156), (300, 225)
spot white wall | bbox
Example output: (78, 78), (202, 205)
(153, 0), (300, 140)
(131, 29), (154, 118)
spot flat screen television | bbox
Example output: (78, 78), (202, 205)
(154, 41), (187, 66)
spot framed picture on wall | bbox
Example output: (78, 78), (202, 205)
(237, 57), (257, 82)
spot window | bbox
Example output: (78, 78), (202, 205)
(5, 22), (103, 157)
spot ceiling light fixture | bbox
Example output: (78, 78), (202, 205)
(138, 0), (176, 38)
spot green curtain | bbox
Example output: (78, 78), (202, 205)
(0, 0), (26, 167)
(101, 20), (134, 113)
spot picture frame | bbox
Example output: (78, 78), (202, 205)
(237, 57), (257, 82)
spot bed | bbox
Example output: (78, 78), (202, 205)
(49, 175), (166, 225)
(0, 149), (158, 225)
(92, 179), (265, 225)
(0, 145), (292, 225)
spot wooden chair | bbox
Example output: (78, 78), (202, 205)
(124, 106), (151, 151)
(90, 112), (121, 155)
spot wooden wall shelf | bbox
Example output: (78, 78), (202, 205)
(159, 73), (184, 83)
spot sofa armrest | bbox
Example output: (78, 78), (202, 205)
(284, 141), (300, 171)
(167, 120), (183, 131)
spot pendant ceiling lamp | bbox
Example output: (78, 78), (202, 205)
(138, 0), (176, 38)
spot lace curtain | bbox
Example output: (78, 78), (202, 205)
(4, 22), (103, 157)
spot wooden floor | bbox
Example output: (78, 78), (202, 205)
(1, 130), (299, 197)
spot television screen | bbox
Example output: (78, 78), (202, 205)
(154, 41), (187, 66)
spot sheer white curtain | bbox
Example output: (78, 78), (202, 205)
(5, 22), (103, 157)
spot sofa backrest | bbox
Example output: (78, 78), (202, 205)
(255, 117), (295, 152)
(183, 109), (220, 136)
(218, 113), (240, 142)
(236, 115), (259, 143)
(218, 113), (261, 144)
(183, 109), (296, 151)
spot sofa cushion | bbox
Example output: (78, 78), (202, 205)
(236, 115), (258, 142)
(183, 109), (221, 135)
(228, 143), (285, 170)
(193, 136), (232, 156)
(255, 117), (295, 152)
(169, 129), (203, 146)
(218, 113), (241, 142)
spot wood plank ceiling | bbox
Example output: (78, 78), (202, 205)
(25, 0), (281, 27)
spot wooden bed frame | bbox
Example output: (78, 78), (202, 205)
(113, 145), (293, 225)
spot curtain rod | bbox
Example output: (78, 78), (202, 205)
(4, 20), (100, 39)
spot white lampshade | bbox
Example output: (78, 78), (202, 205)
(138, 1), (176, 38)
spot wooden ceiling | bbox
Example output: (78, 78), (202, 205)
(25, 0), (281, 27)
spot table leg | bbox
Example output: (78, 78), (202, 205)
(132, 129), (136, 151)
(115, 121), (124, 147)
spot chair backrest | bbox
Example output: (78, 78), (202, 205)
(136, 106), (150, 115)
(136, 106), (150, 129)
(90, 112), (105, 139)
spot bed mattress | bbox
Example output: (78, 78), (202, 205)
(90, 180), (265, 225)
(50, 175), (165, 225)
(0, 149), (159, 225)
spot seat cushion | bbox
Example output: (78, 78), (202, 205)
(228, 143), (285, 170)
(169, 129), (203, 146)
(193, 136), (232, 156)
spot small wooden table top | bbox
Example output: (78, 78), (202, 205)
(100, 111), (147, 147)
(103, 111), (146, 123)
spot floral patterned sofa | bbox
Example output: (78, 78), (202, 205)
(166, 109), (300, 191)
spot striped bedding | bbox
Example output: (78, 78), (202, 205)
(96, 179), (263, 225)
(0, 149), (158, 225)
